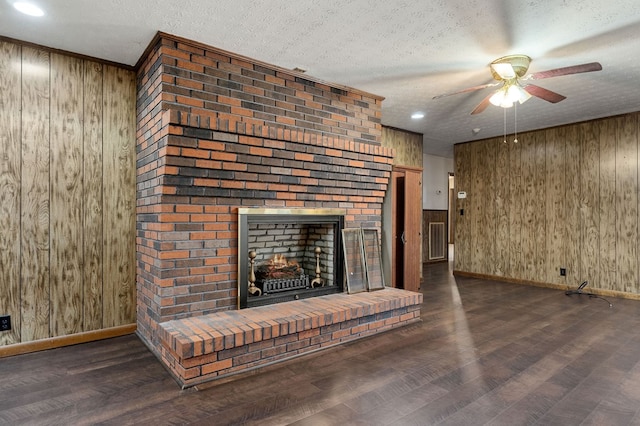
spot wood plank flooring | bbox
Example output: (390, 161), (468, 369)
(2, 259), (640, 425)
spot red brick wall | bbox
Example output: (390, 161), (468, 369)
(135, 33), (393, 348)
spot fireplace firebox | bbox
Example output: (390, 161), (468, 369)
(238, 208), (345, 308)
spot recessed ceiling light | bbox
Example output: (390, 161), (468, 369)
(411, 112), (425, 119)
(13, 2), (44, 17)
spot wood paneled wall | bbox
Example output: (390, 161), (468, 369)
(422, 210), (448, 263)
(454, 112), (640, 296)
(0, 39), (137, 346)
(382, 127), (423, 168)
(422, 210), (449, 263)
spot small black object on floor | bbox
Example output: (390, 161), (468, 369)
(565, 281), (613, 307)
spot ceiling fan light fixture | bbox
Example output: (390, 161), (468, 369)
(489, 87), (513, 108)
(490, 83), (531, 108)
(433, 53), (601, 116)
(507, 84), (531, 104)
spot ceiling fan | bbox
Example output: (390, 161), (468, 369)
(433, 55), (603, 114)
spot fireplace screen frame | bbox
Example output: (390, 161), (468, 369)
(237, 208), (346, 309)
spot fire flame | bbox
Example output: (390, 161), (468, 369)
(269, 254), (298, 269)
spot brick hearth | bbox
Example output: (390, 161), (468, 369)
(159, 288), (422, 388)
(134, 32), (422, 386)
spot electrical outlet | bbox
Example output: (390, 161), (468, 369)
(0, 315), (11, 331)
(560, 268), (566, 276)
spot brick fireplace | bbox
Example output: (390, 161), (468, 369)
(135, 32), (422, 387)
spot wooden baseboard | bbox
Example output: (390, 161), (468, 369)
(0, 324), (137, 358)
(453, 270), (640, 301)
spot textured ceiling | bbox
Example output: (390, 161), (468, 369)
(2, 0), (640, 157)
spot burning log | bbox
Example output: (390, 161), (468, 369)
(256, 254), (303, 281)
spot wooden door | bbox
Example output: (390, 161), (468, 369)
(392, 167), (422, 292)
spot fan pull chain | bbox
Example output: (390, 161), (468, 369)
(503, 107), (507, 144)
(513, 103), (518, 143)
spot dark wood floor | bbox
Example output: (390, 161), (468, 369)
(3, 260), (640, 425)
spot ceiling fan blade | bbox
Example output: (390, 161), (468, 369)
(432, 82), (499, 99)
(470, 93), (493, 115)
(491, 63), (516, 79)
(523, 84), (566, 103)
(528, 62), (602, 80)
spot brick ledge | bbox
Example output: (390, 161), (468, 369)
(160, 287), (421, 360)
(158, 288), (422, 387)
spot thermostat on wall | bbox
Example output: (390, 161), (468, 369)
(457, 191), (467, 199)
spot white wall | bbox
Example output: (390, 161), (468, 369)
(423, 153), (454, 210)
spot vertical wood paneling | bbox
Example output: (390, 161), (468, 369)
(470, 142), (483, 272)
(478, 138), (496, 275)
(495, 138), (510, 276)
(455, 112), (640, 298)
(508, 137), (522, 277)
(545, 128), (565, 284)
(50, 54), (84, 336)
(422, 210), (447, 263)
(0, 39), (136, 348)
(20, 46), (51, 341)
(381, 127), (423, 168)
(599, 119), (617, 289)
(579, 122), (600, 288)
(520, 135), (537, 281)
(103, 66), (136, 327)
(83, 62), (104, 331)
(453, 143), (470, 272)
(0, 41), (22, 345)
(532, 131), (546, 279)
(564, 125), (581, 285)
(615, 115), (638, 293)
